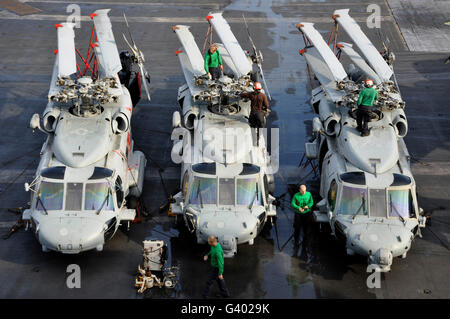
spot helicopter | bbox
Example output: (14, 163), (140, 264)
(22, 9), (151, 254)
(168, 12), (277, 257)
(296, 9), (426, 271)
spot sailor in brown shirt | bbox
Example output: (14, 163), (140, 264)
(240, 82), (269, 128)
(240, 82), (269, 146)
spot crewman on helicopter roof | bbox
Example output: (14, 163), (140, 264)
(204, 44), (223, 80)
(356, 78), (379, 137)
(240, 82), (269, 146)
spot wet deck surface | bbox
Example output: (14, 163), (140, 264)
(0, 0), (448, 298)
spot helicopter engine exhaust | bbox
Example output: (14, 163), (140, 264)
(112, 107), (131, 134)
(181, 97), (199, 130)
(184, 110), (198, 130)
(324, 114), (341, 136)
(43, 107), (60, 133)
(392, 109), (408, 138)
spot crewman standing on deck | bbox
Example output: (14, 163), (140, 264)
(202, 235), (230, 298)
(291, 184), (314, 262)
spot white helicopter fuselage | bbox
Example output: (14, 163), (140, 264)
(311, 94), (424, 271)
(22, 9), (150, 254)
(298, 8), (426, 271)
(170, 83), (277, 257)
(23, 86), (146, 254)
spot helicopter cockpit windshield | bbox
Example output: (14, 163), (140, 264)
(36, 181), (64, 211)
(336, 173), (417, 219)
(188, 175), (263, 208)
(36, 180), (114, 212)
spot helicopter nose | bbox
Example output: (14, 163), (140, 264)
(38, 217), (105, 253)
(197, 211), (258, 246)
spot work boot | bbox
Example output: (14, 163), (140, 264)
(361, 131), (370, 137)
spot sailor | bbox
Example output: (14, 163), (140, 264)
(202, 235), (230, 298)
(240, 82), (269, 146)
(204, 44), (223, 80)
(356, 79), (378, 137)
(291, 185), (314, 261)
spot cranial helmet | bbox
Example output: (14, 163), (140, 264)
(365, 79), (374, 87)
(209, 44), (217, 52)
(254, 82), (263, 90)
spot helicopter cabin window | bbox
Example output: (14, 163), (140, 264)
(65, 183), (83, 211)
(237, 178), (262, 206)
(219, 178), (235, 205)
(388, 189), (415, 218)
(338, 185), (368, 216)
(189, 177), (217, 205)
(36, 182), (64, 211)
(85, 182), (114, 211)
(328, 180), (337, 211)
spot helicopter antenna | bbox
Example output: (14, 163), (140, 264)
(243, 13), (272, 100)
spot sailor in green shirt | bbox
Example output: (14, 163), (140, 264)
(204, 44), (223, 80)
(291, 185), (314, 261)
(356, 78), (378, 137)
(202, 236), (230, 298)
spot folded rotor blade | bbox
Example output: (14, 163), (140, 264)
(303, 46), (345, 103)
(177, 50), (203, 100)
(209, 12), (252, 78)
(173, 25), (206, 77)
(258, 65), (271, 101)
(215, 43), (239, 78)
(338, 42), (382, 84)
(48, 57), (59, 99)
(139, 64), (151, 101)
(243, 14), (271, 100)
(93, 43), (106, 79)
(57, 22), (76, 77)
(333, 9), (393, 82)
(92, 9), (122, 77)
(299, 22), (347, 82)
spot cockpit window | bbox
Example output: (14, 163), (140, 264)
(340, 172), (366, 185)
(36, 182), (64, 211)
(189, 177), (217, 205)
(237, 178), (262, 206)
(369, 189), (387, 217)
(40, 166), (66, 179)
(391, 174), (412, 186)
(388, 189), (414, 218)
(65, 183), (83, 211)
(219, 178), (235, 205)
(85, 182), (114, 211)
(338, 185), (368, 216)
